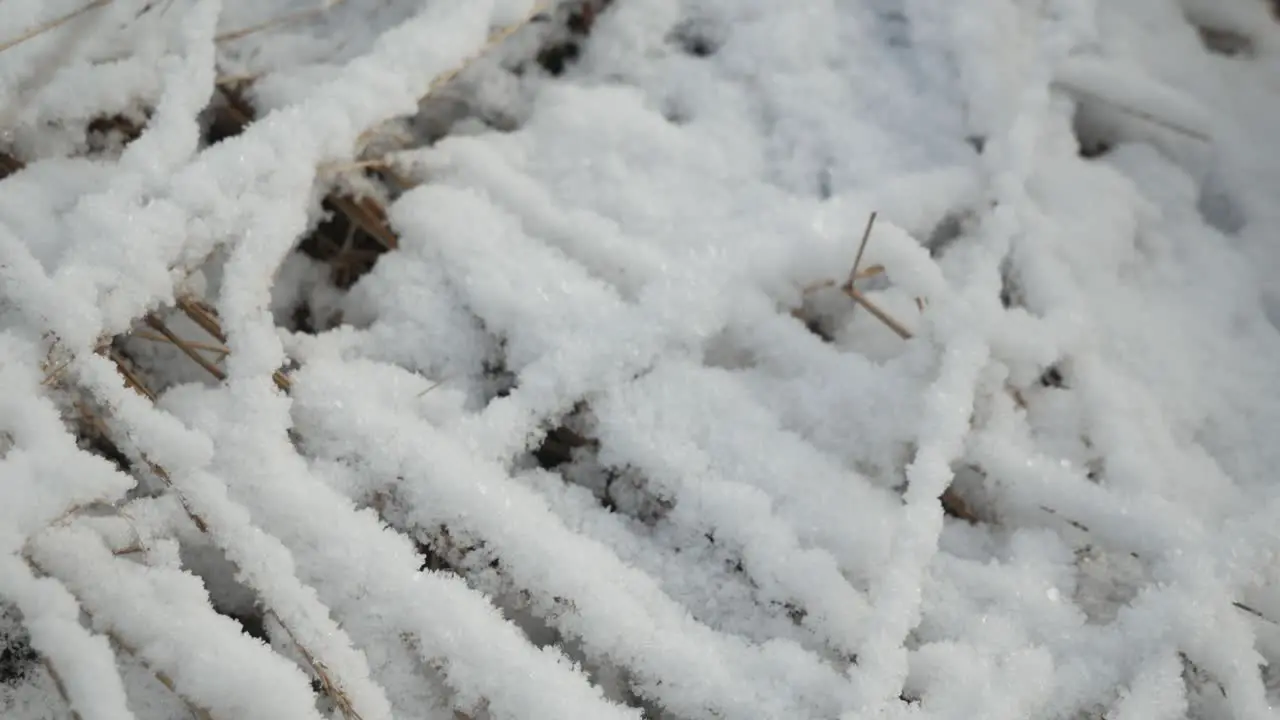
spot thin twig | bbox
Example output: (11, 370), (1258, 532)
(1008, 385), (1028, 410)
(133, 0), (176, 20)
(1234, 601), (1279, 626)
(267, 611), (364, 720)
(176, 297), (227, 343)
(842, 285), (914, 340)
(1038, 508), (1280, 628)
(1052, 81), (1212, 143)
(215, 0), (349, 43)
(328, 195), (397, 250)
(802, 265), (884, 296)
(153, 466), (210, 534)
(172, 299), (291, 392)
(215, 72), (262, 88)
(0, 0), (114, 55)
(133, 330), (230, 356)
(108, 350), (156, 402)
(824, 211), (916, 339)
(144, 315), (227, 381)
(350, 1), (549, 156)
(425, 3), (548, 94)
(91, 356), (216, 538)
(40, 660), (85, 720)
(42, 357), (75, 387)
(321, 157), (420, 192)
(101, 625), (215, 720)
(843, 212), (878, 291)
(858, 265), (886, 281)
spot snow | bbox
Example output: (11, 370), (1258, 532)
(3, 0), (1280, 718)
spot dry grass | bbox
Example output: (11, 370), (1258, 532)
(798, 212), (916, 341)
(215, 0), (350, 44)
(0, 0), (115, 55)
(1052, 77), (1213, 144)
(40, 335), (367, 713)
(7, 6), (595, 716)
(7, 2), (977, 714)
(792, 213), (998, 525)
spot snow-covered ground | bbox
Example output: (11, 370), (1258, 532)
(3, 0), (1280, 718)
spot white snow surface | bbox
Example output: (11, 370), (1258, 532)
(2, 0), (1280, 718)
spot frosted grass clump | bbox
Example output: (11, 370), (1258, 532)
(2, 0), (1280, 718)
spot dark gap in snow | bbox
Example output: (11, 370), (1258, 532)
(296, 196), (395, 290)
(872, 7), (912, 50)
(0, 113), (148, 179)
(794, 309), (836, 343)
(662, 101), (691, 126)
(941, 464), (986, 524)
(0, 642), (36, 685)
(373, 507), (467, 579)
(789, 287), (854, 345)
(1039, 365), (1066, 389)
(533, 424), (595, 470)
(412, 91), (524, 146)
(605, 467), (673, 526)
(75, 423), (133, 475)
(925, 211), (971, 257)
(1078, 139), (1113, 160)
(537, 41), (582, 76)
(1086, 457), (1103, 482)
(817, 165), (834, 199)
(0, 149), (22, 180)
(289, 302), (318, 335)
(1195, 26), (1254, 58)
(566, 0), (612, 35)
(61, 392), (136, 477)
(179, 544), (266, 650)
(415, 539), (455, 574)
(227, 610), (270, 644)
(1197, 174), (1247, 237)
(781, 601), (806, 626)
(203, 87), (400, 299)
(536, 404), (680, 524)
(0, 608), (36, 686)
(531, 402), (597, 472)
(1183, 2), (1262, 60)
(481, 349), (517, 401)
(503, 611), (656, 716)
(533, 0), (612, 76)
(85, 112), (149, 158)
(1069, 99), (1117, 160)
(202, 87), (255, 147)
(667, 18), (722, 58)
(411, 2), (607, 143)
(999, 257), (1024, 309)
